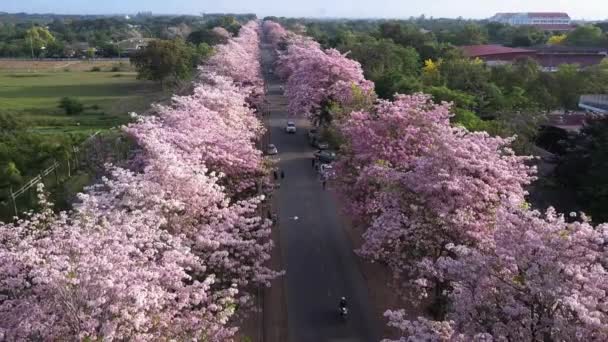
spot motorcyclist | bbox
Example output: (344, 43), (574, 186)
(339, 297), (348, 317)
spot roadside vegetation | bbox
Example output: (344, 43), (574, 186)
(0, 14), (249, 220)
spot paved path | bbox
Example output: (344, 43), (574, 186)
(261, 43), (381, 342)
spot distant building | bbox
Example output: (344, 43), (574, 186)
(460, 44), (607, 70)
(489, 12), (574, 31)
(460, 45), (535, 65)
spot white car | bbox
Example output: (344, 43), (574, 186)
(285, 121), (296, 134)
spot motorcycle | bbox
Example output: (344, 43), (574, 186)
(338, 305), (348, 318)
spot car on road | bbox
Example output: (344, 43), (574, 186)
(315, 150), (337, 164)
(308, 128), (318, 140)
(266, 144), (278, 155)
(285, 121), (296, 134)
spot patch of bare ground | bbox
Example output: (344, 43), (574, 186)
(0, 59), (133, 72)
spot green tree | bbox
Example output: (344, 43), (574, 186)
(130, 39), (195, 88)
(374, 72), (422, 99)
(58, 97), (84, 116)
(453, 23), (488, 45)
(340, 36), (420, 81)
(555, 64), (585, 109)
(85, 47), (96, 59)
(187, 28), (228, 46)
(24, 26), (55, 57)
(556, 117), (608, 222)
(425, 86), (477, 110)
(1, 161), (23, 187)
(565, 25), (606, 47)
(205, 16), (241, 35)
(508, 26), (548, 47)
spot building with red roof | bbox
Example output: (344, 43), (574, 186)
(461, 45), (536, 64)
(460, 44), (607, 69)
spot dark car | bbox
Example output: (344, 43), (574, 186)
(308, 128), (319, 144)
(315, 150), (336, 163)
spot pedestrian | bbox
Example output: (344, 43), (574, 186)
(312, 158), (316, 168)
(322, 180), (327, 190)
(281, 170), (285, 179)
(267, 211), (272, 220)
(273, 170), (278, 180)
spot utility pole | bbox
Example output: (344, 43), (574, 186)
(9, 186), (18, 218)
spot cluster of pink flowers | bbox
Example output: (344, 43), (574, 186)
(269, 21), (608, 341)
(384, 207), (608, 341)
(0, 21), (277, 340)
(275, 31), (374, 118)
(262, 20), (288, 48)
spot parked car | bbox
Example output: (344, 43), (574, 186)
(266, 144), (278, 155)
(308, 128), (318, 143)
(315, 150), (337, 164)
(285, 121), (296, 133)
(313, 140), (329, 150)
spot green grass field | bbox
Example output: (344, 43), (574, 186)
(0, 70), (168, 134)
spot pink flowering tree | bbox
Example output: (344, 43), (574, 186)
(0, 20), (278, 340)
(126, 77), (265, 195)
(0, 185), (238, 341)
(276, 41), (374, 124)
(335, 94), (535, 314)
(385, 207), (608, 341)
(262, 20), (288, 48)
(274, 23), (608, 342)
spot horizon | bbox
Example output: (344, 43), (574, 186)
(1, 0), (607, 21)
(1, 11), (607, 22)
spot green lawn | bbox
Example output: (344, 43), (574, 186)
(0, 69), (175, 220)
(0, 71), (167, 133)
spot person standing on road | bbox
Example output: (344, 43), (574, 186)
(322, 180), (327, 190)
(273, 170), (278, 180)
(312, 158), (316, 168)
(281, 170), (285, 179)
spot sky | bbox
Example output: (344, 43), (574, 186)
(2, 0), (607, 20)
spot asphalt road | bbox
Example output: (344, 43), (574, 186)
(262, 44), (380, 342)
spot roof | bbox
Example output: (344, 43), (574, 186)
(493, 12), (570, 19)
(533, 46), (608, 53)
(460, 44), (535, 57)
(546, 113), (588, 132)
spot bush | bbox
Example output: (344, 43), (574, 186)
(110, 62), (128, 72)
(58, 97), (84, 116)
(90, 66), (101, 72)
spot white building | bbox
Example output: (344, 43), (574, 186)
(490, 12), (571, 28)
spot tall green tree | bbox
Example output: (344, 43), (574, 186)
(556, 117), (608, 222)
(565, 25), (606, 47)
(130, 39), (195, 88)
(24, 26), (55, 57)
